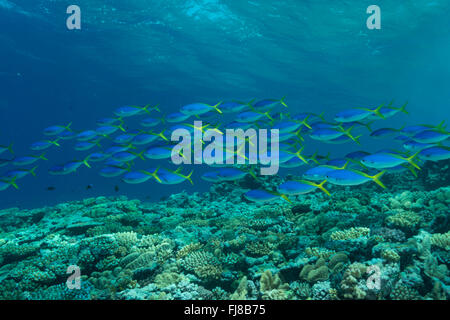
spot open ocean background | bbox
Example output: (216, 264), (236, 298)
(1, 0), (449, 208)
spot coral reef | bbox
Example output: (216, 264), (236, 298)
(0, 160), (448, 300)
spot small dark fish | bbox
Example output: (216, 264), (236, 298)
(47, 186), (56, 191)
(114, 185), (119, 192)
(86, 184), (93, 190)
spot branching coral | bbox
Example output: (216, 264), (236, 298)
(330, 227), (370, 241)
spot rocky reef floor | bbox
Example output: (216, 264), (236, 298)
(0, 161), (449, 300)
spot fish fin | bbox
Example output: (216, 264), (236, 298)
(29, 166), (38, 177)
(372, 104), (386, 119)
(9, 177), (19, 189)
(280, 96), (288, 108)
(143, 104), (161, 114)
(7, 143), (14, 154)
(302, 115), (312, 129)
(340, 125), (361, 145)
(406, 151), (421, 170)
(371, 171), (386, 189)
(263, 111), (274, 122)
(117, 120), (126, 132)
(363, 121), (374, 132)
(279, 193), (292, 204)
(300, 179), (331, 196)
(308, 152), (319, 165)
(295, 146), (308, 164)
(83, 157), (91, 168)
(315, 180), (331, 196)
(347, 158), (366, 169)
(52, 138), (61, 147)
(316, 112), (325, 121)
(39, 153), (48, 161)
(294, 129), (305, 141)
(398, 101), (409, 115)
(152, 167), (162, 183)
(404, 164), (418, 177)
(435, 121), (447, 133)
(174, 167), (183, 174)
(360, 104), (385, 119)
(158, 129), (169, 142)
(247, 166), (259, 180)
(211, 102), (223, 114)
(65, 122), (73, 131)
(184, 170), (194, 185)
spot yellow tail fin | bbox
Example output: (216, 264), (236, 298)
(211, 102), (223, 114)
(280, 96), (288, 108)
(29, 166), (38, 177)
(371, 171), (386, 189)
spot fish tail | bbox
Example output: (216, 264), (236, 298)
(137, 150), (145, 160)
(342, 126), (361, 145)
(372, 103), (386, 119)
(7, 143), (14, 154)
(317, 112), (325, 121)
(398, 101), (409, 115)
(40, 153), (48, 161)
(184, 170), (194, 185)
(347, 158), (365, 169)
(435, 120), (447, 133)
(247, 166), (259, 180)
(83, 156), (91, 168)
(406, 164), (418, 178)
(158, 129), (169, 141)
(9, 177), (19, 190)
(211, 102), (223, 114)
(263, 111), (274, 122)
(340, 160), (349, 169)
(371, 171), (386, 189)
(152, 167), (162, 183)
(363, 121), (374, 132)
(243, 99), (255, 108)
(406, 151), (421, 170)
(308, 152), (319, 165)
(315, 180), (331, 196)
(160, 114), (166, 124)
(143, 104), (161, 114)
(126, 143), (137, 150)
(152, 104), (161, 113)
(280, 96), (288, 108)
(29, 166), (38, 177)
(295, 146), (308, 164)
(280, 193), (292, 204)
(51, 139), (61, 147)
(117, 119), (126, 132)
(294, 129), (305, 142)
(65, 122), (73, 131)
(302, 115), (312, 129)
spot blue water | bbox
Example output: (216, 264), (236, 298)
(1, 0), (449, 208)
